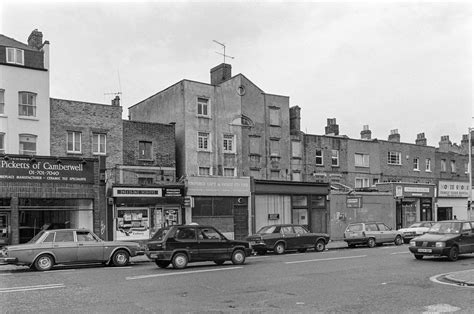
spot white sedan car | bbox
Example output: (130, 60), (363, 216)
(398, 221), (435, 243)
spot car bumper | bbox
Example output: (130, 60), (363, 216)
(145, 251), (172, 261)
(0, 257), (18, 265)
(250, 243), (270, 252)
(409, 247), (449, 256)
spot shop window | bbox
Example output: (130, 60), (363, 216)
(116, 208), (150, 241)
(292, 209), (308, 226)
(6, 47), (24, 65)
(193, 197), (234, 216)
(387, 151), (401, 165)
(315, 149), (323, 165)
(139, 141), (152, 160)
(311, 195), (326, 208)
(18, 92), (36, 117)
(67, 131), (82, 153)
(93, 133), (107, 155)
(0, 89), (4, 114)
(19, 134), (36, 155)
(292, 195), (307, 207)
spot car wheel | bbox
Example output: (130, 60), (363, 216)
(315, 240), (326, 252)
(274, 242), (285, 255)
(231, 249), (246, 265)
(155, 260), (170, 268)
(214, 260), (225, 265)
(112, 250), (130, 266)
(297, 248), (307, 253)
(447, 246), (459, 261)
(394, 236), (403, 246)
(414, 254), (423, 260)
(172, 252), (188, 269)
(403, 239), (410, 244)
(34, 254), (54, 271)
(367, 238), (376, 248)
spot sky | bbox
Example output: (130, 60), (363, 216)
(1, 0), (472, 147)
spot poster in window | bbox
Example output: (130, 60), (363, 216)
(116, 208), (150, 240)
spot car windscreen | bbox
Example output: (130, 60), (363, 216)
(27, 230), (46, 243)
(428, 222), (461, 234)
(408, 223), (422, 228)
(151, 227), (172, 241)
(257, 226), (277, 234)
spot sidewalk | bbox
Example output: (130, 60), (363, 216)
(445, 269), (474, 286)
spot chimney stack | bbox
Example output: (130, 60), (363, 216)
(28, 29), (43, 50)
(438, 135), (452, 152)
(210, 63), (232, 85)
(325, 118), (339, 136)
(388, 129), (400, 142)
(111, 96), (120, 106)
(415, 133), (427, 146)
(361, 125), (372, 140)
(289, 106), (301, 132)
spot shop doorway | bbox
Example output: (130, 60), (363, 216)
(437, 207), (452, 221)
(0, 212), (10, 246)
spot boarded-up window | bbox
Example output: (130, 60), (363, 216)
(249, 136), (260, 155)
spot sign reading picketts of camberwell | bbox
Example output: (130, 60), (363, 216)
(0, 156), (94, 184)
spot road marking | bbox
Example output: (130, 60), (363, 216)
(249, 255), (272, 259)
(285, 255), (367, 264)
(0, 283), (65, 293)
(391, 251), (410, 255)
(105, 266), (133, 269)
(126, 266), (243, 280)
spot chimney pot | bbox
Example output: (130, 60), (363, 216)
(28, 29), (43, 50)
(111, 96), (120, 106)
(388, 129), (400, 142)
(361, 125), (372, 140)
(325, 118), (339, 135)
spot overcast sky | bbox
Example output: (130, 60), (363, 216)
(1, 1), (472, 147)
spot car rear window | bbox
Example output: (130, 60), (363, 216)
(347, 224), (363, 232)
(257, 226), (278, 234)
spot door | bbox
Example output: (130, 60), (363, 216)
(172, 227), (200, 260)
(293, 225), (313, 248)
(376, 223), (393, 242)
(0, 212), (10, 246)
(459, 222), (474, 254)
(51, 230), (78, 263)
(280, 225), (297, 250)
(76, 230), (104, 262)
(197, 227), (229, 260)
(437, 207), (452, 221)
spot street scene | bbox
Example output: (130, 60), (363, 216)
(0, 1), (473, 313)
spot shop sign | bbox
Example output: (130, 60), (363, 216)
(438, 181), (470, 198)
(346, 196), (362, 208)
(268, 213), (280, 220)
(113, 187), (162, 197)
(187, 177), (251, 196)
(164, 188), (182, 197)
(0, 156), (94, 184)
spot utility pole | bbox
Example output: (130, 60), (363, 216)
(469, 127), (472, 220)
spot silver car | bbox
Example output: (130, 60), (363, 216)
(0, 228), (143, 271)
(344, 222), (403, 248)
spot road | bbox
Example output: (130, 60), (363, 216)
(1, 244), (473, 313)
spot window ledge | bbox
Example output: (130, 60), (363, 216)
(19, 116), (39, 121)
(197, 150), (212, 153)
(67, 151), (82, 155)
(224, 151), (236, 155)
(138, 158), (154, 161)
(0, 114), (7, 118)
(197, 115), (211, 119)
(291, 156), (302, 160)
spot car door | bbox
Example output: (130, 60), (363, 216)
(376, 223), (393, 243)
(172, 227), (200, 261)
(459, 222), (474, 254)
(197, 227), (229, 261)
(293, 225), (312, 248)
(280, 226), (297, 249)
(51, 230), (78, 263)
(365, 223), (380, 241)
(76, 230), (105, 262)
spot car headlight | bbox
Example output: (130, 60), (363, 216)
(409, 241), (416, 247)
(435, 242), (445, 248)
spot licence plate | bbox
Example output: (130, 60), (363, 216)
(250, 241), (256, 245)
(150, 254), (157, 259)
(418, 248), (432, 253)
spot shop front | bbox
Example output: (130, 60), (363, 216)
(437, 180), (470, 220)
(110, 185), (184, 241)
(377, 182), (435, 229)
(251, 180), (331, 234)
(0, 155), (98, 245)
(185, 177), (251, 240)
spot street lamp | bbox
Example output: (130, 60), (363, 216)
(469, 127), (473, 220)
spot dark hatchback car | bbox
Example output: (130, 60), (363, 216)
(408, 220), (474, 261)
(145, 224), (252, 269)
(246, 224), (330, 255)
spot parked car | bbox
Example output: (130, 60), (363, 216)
(0, 228), (143, 271)
(408, 220), (474, 261)
(344, 222), (403, 248)
(246, 224), (330, 255)
(145, 224), (252, 269)
(398, 221), (435, 243)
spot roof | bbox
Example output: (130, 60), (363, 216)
(0, 34), (37, 51)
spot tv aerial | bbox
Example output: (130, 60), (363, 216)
(213, 40), (234, 63)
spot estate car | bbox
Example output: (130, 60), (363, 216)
(344, 222), (403, 248)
